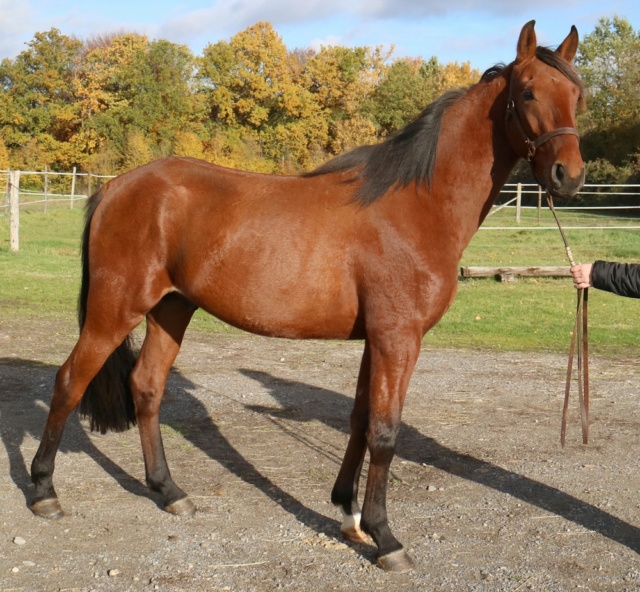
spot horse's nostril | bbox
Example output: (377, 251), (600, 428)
(552, 163), (566, 186)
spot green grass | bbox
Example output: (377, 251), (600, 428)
(2, 205), (640, 356)
(0, 207), (84, 316)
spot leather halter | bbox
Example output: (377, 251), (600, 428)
(505, 74), (580, 162)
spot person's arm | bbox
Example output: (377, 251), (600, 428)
(590, 260), (640, 298)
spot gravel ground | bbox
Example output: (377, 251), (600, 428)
(1, 317), (640, 591)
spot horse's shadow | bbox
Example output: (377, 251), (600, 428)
(0, 358), (151, 502)
(0, 356), (344, 550)
(237, 368), (640, 555)
(2, 355), (639, 560)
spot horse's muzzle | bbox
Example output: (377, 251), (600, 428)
(546, 162), (585, 199)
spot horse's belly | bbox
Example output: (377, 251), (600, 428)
(185, 268), (360, 340)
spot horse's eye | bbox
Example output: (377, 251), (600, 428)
(522, 89), (535, 101)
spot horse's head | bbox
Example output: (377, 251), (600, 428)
(505, 21), (585, 198)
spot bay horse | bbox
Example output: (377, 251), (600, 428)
(31, 21), (585, 571)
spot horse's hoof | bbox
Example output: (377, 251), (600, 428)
(165, 497), (196, 516)
(31, 498), (65, 520)
(376, 549), (416, 572)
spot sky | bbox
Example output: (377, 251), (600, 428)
(1, 0), (638, 70)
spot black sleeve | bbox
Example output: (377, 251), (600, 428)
(591, 260), (640, 298)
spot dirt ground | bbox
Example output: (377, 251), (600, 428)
(1, 317), (640, 592)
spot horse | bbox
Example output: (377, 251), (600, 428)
(30, 21), (585, 571)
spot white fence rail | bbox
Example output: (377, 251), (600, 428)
(486, 183), (640, 229)
(0, 168), (115, 214)
(1, 169), (115, 251)
(2, 169), (640, 251)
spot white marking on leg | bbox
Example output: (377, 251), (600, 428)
(340, 509), (361, 532)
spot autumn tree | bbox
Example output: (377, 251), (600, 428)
(0, 136), (9, 169)
(303, 45), (388, 155)
(198, 22), (326, 172)
(79, 34), (205, 173)
(73, 33), (150, 172)
(0, 18), (636, 180)
(435, 60), (480, 93)
(0, 28), (83, 170)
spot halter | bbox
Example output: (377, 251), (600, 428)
(505, 70), (580, 162)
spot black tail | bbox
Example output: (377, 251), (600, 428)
(77, 190), (138, 434)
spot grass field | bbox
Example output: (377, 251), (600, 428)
(2, 203), (640, 356)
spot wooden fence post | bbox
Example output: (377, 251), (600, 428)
(516, 182), (522, 223)
(9, 170), (20, 252)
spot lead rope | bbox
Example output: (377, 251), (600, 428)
(546, 193), (589, 446)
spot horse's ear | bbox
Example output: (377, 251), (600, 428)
(516, 20), (537, 64)
(556, 25), (579, 63)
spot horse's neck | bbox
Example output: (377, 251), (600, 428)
(429, 73), (519, 251)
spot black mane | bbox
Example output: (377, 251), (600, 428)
(304, 89), (466, 205)
(305, 45), (584, 206)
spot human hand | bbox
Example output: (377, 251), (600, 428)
(570, 263), (593, 289)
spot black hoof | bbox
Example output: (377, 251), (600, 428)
(165, 497), (196, 516)
(31, 498), (65, 520)
(376, 549), (416, 572)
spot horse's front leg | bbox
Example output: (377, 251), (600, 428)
(332, 342), (371, 543)
(360, 333), (420, 572)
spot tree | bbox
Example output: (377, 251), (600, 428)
(173, 131), (205, 159)
(79, 34), (205, 172)
(0, 136), (9, 169)
(436, 60), (480, 93)
(74, 32), (150, 169)
(198, 22), (327, 171)
(303, 45), (387, 154)
(364, 57), (439, 136)
(122, 128), (154, 170)
(576, 16), (640, 169)
(0, 28), (84, 170)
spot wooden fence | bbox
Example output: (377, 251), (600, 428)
(2, 169), (640, 252)
(1, 168), (114, 251)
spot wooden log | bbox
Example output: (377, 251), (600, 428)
(460, 266), (571, 282)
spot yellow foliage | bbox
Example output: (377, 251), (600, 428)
(122, 130), (155, 172)
(0, 137), (9, 169)
(436, 61), (482, 93)
(203, 128), (275, 174)
(331, 115), (377, 154)
(173, 131), (205, 160)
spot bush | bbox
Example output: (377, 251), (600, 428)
(585, 158), (633, 185)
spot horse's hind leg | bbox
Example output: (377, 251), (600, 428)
(31, 319), (140, 518)
(129, 293), (197, 515)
